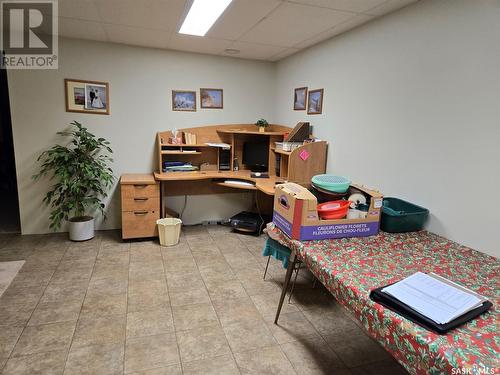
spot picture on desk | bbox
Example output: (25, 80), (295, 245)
(172, 90), (196, 111)
(200, 88), (223, 109)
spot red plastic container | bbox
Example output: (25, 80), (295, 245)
(317, 200), (351, 220)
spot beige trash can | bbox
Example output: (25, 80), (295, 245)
(156, 218), (182, 246)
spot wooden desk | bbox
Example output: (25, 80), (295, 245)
(268, 223), (499, 375)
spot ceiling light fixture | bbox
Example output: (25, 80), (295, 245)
(179, 0), (233, 37)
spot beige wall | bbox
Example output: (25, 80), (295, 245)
(7, 38), (276, 234)
(274, 0), (500, 257)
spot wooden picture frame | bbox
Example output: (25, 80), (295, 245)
(64, 78), (110, 115)
(307, 88), (324, 115)
(172, 90), (197, 112)
(293, 87), (307, 110)
(200, 88), (223, 109)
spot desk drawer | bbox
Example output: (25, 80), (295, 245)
(122, 183), (159, 199)
(122, 197), (159, 212)
(122, 210), (159, 239)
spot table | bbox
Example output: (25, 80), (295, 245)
(268, 223), (499, 375)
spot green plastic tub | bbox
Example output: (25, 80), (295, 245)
(380, 197), (429, 233)
(311, 174), (351, 193)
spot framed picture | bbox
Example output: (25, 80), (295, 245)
(293, 87), (307, 110)
(307, 88), (324, 115)
(200, 88), (223, 109)
(65, 79), (109, 115)
(172, 90), (196, 112)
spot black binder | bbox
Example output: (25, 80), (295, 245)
(370, 283), (492, 334)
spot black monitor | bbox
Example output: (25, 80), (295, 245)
(242, 140), (269, 172)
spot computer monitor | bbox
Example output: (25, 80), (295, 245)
(242, 140), (269, 172)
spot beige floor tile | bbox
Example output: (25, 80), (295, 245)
(250, 292), (299, 317)
(72, 314), (126, 348)
(234, 345), (295, 374)
(2, 350), (67, 375)
(301, 307), (359, 336)
(290, 287), (337, 312)
(198, 268), (236, 285)
(0, 325), (24, 358)
(86, 276), (128, 297)
(223, 318), (276, 353)
(206, 279), (248, 301)
(183, 354), (240, 375)
(166, 273), (205, 292)
(40, 281), (88, 304)
(128, 289), (169, 313)
(124, 333), (180, 373)
(8, 270), (54, 289)
(169, 286), (210, 307)
(0, 356), (6, 371)
(126, 308), (175, 338)
(50, 269), (92, 285)
(127, 364), (183, 375)
(0, 302), (35, 326)
(64, 343), (124, 375)
(128, 278), (167, 295)
(28, 300), (82, 326)
(350, 359), (407, 375)
(0, 286), (45, 308)
(212, 297), (261, 326)
(172, 303), (219, 331)
(281, 336), (345, 374)
(324, 329), (391, 368)
(177, 325), (231, 362)
(11, 322), (75, 357)
(81, 293), (127, 317)
(163, 256), (198, 275)
(265, 311), (319, 344)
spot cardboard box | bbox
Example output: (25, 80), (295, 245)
(273, 182), (383, 241)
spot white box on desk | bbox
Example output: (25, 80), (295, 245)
(273, 182), (383, 241)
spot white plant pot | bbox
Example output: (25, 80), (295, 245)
(69, 216), (95, 241)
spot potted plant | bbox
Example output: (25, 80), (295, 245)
(255, 118), (269, 133)
(33, 121), (114, 241)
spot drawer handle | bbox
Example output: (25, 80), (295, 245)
(133, 184), (148, 188)
(134, 197), (149, 201)
(134, 211), (148, 216)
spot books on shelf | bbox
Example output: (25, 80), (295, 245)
(184, 132), (197, 145)
(162, 161), (199, 173)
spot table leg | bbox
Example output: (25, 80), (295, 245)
(274, 252), (297, 324)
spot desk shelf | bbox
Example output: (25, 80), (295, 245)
(161, 151), (202, 155)
(214, 181), (257, 190)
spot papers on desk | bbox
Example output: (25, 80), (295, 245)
(382, 272), (487, 324)
(205, 142), (231, 150)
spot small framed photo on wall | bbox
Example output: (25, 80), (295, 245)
(293, 87), (307, 110)
(65, 79), (109, 115)
(172, 90), (196, 111)
(200, 88), (223, 109)
(307, 88), (324, 115)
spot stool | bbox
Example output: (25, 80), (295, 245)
(262, 238), (302, 302)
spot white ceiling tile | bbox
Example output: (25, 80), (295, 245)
(222, 41), (287, 60)
(167, 34), (232, 55)
(364, 0), (418, 16)
(289, 0), (387, 13)
(207, 0), (281, 40)
(58, 17), (108, 41)
(269, 48), (301, 62)
(240, 2), (352, 47)
(95, 0), (186, 32)
(293, 13), (373, 48)
(105, 24), (171, 49)
(58, 0), (102, 21)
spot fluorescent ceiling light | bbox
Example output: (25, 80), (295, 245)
(179, 0), (232, 36)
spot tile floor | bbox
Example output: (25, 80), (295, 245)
(0, 226), (408, 374)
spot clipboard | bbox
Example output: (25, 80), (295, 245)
(370, 283), (492, 334)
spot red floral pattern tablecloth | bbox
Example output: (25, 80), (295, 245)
(267, 223), (500, 375)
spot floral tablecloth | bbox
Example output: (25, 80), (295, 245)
(267, 223), (500, 375)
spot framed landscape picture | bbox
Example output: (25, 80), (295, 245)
(172, 90), (196, 111)
(65, 79), (109, 115)
(294, 87), (307, 110)
(307, 88), (324, 115)
(200, 88), (223, 109)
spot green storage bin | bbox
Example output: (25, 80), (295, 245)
(380, 197), (429, 233)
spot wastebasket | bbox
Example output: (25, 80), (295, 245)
(156, 218), (182, 246)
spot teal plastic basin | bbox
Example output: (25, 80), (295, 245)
(311, 174), (351, 193)
(381, 197), (429, 233)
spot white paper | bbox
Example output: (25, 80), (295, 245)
(205, 142), (231, 149)
(382, 272), (483, 324)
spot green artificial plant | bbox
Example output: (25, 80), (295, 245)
(33, 121), (114, 230)
(255, 118), (269, 128)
